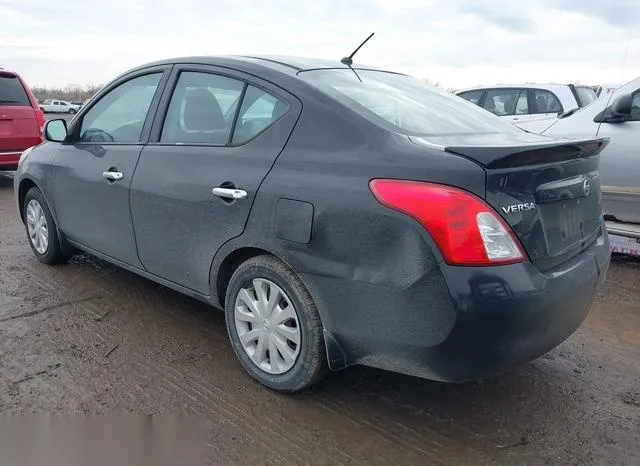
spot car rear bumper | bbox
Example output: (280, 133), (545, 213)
(0, 151), (22, 170)
(315, 225), (610, 382)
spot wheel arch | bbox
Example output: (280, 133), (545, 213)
(211, 244), (348, 372)
(18, 176), (74, 256)
(17, 177), (39, 223)
(214, 246), (275, 309)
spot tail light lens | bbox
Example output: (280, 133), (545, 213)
(369, 179), (526, 266)
(35, 108), (46, 142)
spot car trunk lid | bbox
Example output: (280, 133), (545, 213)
(411, 132), (608, 271)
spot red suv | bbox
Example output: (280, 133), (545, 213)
(0, 69), (45, 170)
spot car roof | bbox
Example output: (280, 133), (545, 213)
(0, 69), (19, 78)
(130, 55), (391, 77)
(457, 83), (591, 94)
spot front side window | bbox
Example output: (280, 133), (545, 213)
(232, 85), (289, 144)
(532, 90), (563, 114)
(300, 69), (519, 137)
(457, 90), (483, 105)
(79, 73), (162, 143)
(161, 71), (244, 145)
(483, 89), (527, 116)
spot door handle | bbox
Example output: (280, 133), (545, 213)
(103, 170), (124, 181)
(212, 187), (248, 200)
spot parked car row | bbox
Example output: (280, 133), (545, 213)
(2, 56), (636, 392)
(456, 83), (598, 133)
(12, 56), (611, 392)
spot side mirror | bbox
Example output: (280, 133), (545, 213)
(594, 93), (633, 123)
(44, 119), (68, 142)
(610, 93), (633, 116)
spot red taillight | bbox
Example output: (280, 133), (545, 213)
(34, 108), (46, 142)
(35, 108), (45, 130)
(369, 179), (527, 266)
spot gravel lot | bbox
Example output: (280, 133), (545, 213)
(1, 170), (639, 465)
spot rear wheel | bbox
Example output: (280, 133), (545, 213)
(24, 187), (67, 265)
(225, 255), (327, 392)
(69, 108), (77, 114)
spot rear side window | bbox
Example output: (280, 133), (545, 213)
(0, 76), (30, 106)
(232, 85), (289, 144)
(483, 89), (528, 116)
(299, 69), (519, 137)
(457, 90), (483, 105)
(161, 71), (244, 145)
(532, 90), (563, 114)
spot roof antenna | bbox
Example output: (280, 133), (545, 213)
(341, 32), (375, 66)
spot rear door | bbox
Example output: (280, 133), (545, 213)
(482, 88), (532, 127)
(51, 67), (170, 266)
(517, 88), (565, 133)
(0, 72), (40, 157)
(130, 65), (301, 294)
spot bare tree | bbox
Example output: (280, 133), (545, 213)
(31, 84), (103, 102)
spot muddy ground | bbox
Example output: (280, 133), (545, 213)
(0, 171), (638, 465)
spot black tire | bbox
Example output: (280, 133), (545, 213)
(225, 255), (328, 392)
(23, 187), (67, 265)
(39, 107), (46, 113)
(69, 108), (77, 114)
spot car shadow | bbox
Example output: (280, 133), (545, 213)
(0, 171), (14, 189)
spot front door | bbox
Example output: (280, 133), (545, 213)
(130, 66), (300, 294)
(51, 68), (169, 267)
(597, 89), (640, 223)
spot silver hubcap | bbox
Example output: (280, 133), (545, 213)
(26, 199), (49, 255)
(234, 278), (301, 375)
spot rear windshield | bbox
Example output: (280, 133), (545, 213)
(574, 86), (597, 107)
(0, 76), (30, 106)
(299, 69), (520, 137)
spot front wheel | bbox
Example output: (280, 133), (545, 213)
(23, 187), (67, 265)
(225, 255), (328, 392)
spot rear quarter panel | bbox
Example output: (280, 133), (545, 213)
(210, 85), (487, 367)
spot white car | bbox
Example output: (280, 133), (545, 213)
(542, 77), (640, 253)
(39, 99), (78, 114)
(596, 83), (622, 98)
(457, 84), (597, 133)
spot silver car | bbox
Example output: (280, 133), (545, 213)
(543, 77), (640, 252)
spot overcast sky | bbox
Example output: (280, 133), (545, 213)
(1, 0), (639, 89)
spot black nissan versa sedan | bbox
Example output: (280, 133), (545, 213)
(14, 56), (610, 392)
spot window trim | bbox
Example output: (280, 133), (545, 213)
(148, 64), (294, 148)
(65, 65), (172, 146)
